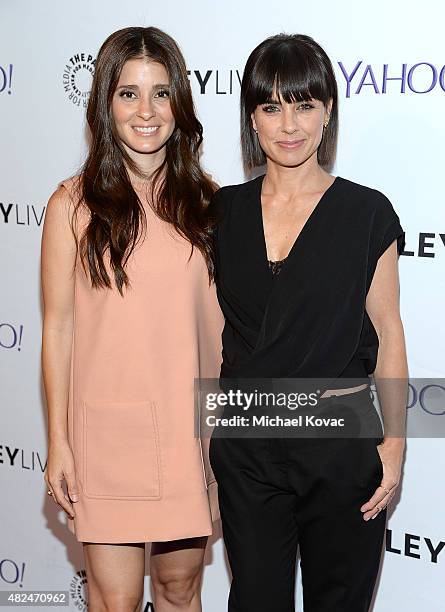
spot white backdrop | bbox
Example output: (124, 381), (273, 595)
(1, 0), (444, 610)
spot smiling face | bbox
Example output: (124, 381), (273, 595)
(251, 91), (332, 169)
(111, 58), (175, 169)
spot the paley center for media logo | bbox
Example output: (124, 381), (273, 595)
(62, 53), (96, 108)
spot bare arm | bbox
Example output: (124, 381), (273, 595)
(360, 239), (408, 519)
(41, 184), (77, 441)
(366, 239), (408, 445)
(41, 183), (78, 516)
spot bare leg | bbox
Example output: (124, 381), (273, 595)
(83, 542), (145, 612)
(150, 537), (207, 612)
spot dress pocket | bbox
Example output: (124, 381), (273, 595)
(82, 399), (162, 500)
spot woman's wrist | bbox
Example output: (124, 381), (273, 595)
(380, 436), (406, 450)
(48, 429), (69, 445)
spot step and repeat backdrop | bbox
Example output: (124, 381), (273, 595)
(1, 0), (444, 610)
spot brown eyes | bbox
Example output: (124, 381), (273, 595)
(119, 90), (135, 99)
(117, 89), (170, 99)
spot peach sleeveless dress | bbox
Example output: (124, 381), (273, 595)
(60, 176), (223, 543)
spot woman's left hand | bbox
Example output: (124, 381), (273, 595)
(360, 438), (405, 521)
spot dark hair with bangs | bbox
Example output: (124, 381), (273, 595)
(240, 33), (338, 171)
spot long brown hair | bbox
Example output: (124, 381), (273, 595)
(72, 26), (216, 295)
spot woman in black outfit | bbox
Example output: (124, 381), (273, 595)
(209, 34), (408, 612)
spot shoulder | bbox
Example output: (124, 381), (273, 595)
(48, 174), (82, 206)
(211, 177), (256, 204)
(58, 174), (82, 200)
(338, 177), (399, 225)
(209, 175), (262, 220)
(339, 177), (404, 256)
(337, 176), (399, 218)
(46, 174), (85, 233)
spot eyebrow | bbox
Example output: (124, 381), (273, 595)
(116, 83), (170, 89)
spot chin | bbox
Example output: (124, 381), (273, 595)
(272, 155), (305, 168)
(127, 139), (166, 155)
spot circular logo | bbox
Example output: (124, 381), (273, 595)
(62, 53), (95, 108)
(70, 569), (88, 611)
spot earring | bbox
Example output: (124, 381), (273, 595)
(323, 118), (330, 128)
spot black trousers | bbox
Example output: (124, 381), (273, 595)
(209, 388), (387, 612)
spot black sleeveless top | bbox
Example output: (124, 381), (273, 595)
(210, 175), (405, 392)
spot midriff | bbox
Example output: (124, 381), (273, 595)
(320, 383), (369, 399)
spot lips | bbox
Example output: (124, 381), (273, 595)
(276, 139), (305, 148)
(132, 126), (160, 134)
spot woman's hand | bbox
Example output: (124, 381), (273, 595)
(45, 439), (79, 519)
(360, 437), (405, 521)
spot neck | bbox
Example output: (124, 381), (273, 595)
(262, 156), (330, 198)
(125, 145), (166, 183)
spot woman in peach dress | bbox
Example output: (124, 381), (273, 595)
(41, 27), (222, 611)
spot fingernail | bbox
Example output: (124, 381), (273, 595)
(71, 494), (79, 502)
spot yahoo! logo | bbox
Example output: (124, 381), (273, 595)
(0, 323), (24, 351)
(339, 61), (445, 97)
(407, 383), (445, 416)
(0, 558), (26, 588)
(0, 64), (13, 94)
(370, 380), (445, 417)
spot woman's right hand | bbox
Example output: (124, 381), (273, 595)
(44, 440), (79, 519)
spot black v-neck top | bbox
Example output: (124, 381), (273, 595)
(210, 174), (405, 391)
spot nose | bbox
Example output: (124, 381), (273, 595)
(281, 106), (298, 134)
(137, 96), (155, 121)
